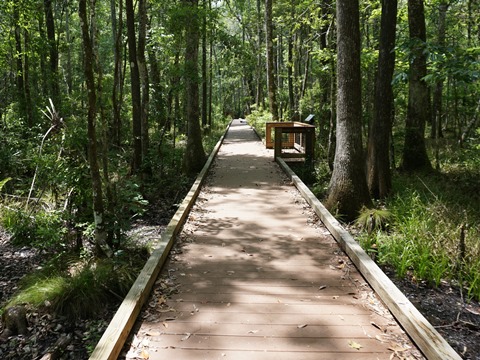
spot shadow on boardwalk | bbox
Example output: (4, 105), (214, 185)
(122, 120), (423, 360)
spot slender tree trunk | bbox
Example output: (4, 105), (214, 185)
(138, 0), (150, 162)
(301, 49), (310, 99)
(287, 34), (295, 119)
(287, 2), (295, 119)
(148, 47), (166, 129)
(111, 0), (123, 146)
(320, 0), (334, 167)
(327, 60), (336, 171)
(201, 0), (208, 128)
(44, 0), (59, 106)
(183, 0), (206, 175)
(401, 0), (431, 171)
(326, 0), (371, 220)
(79, 0), (113, 258)
(65, 5), (73, 94)
(265, 0), (279, 120)
(126, 0), (143, 173)
(208, 0), (214, 128)
(255, 0), (263, 108)
(23, 30), (34, 129)
(367, 0), (397, 199)
(431, 1), (448, 139)
(13, 6), (26, 124)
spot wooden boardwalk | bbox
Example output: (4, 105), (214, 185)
(122, 120), (423, 359)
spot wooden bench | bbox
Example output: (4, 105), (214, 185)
(265, 120), (315, 164)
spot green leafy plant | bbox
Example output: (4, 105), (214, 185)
(1, 207), (67, 250)
(355, 206), (394, 234)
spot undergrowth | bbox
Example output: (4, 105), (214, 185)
(356, 169), (480, 301)
(5, 247), (148, 320)
(0, 118), (231, 322)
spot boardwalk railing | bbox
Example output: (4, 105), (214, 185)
(276, 157), (462, 360)
(88, 122), (232, 360)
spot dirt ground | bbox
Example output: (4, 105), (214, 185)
(0, 120), (479, 359)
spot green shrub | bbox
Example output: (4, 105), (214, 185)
(1, 207), (66, 250)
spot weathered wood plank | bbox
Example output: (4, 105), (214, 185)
(139, 322), (383, 338)
(88, 123), (231, 360)
(276, 157), (462, 360)
(146, 349), (393, 360)
(146, 335), (392, 353)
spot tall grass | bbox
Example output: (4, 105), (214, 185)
(5, 250), (147, 320)
(357, 172), (480, 301)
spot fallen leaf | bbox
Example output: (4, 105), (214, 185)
(140, 349), (150, 359)
(181, 333), (192, 341)
(297, 324), (308, 329)
(388, 343), (409, 352)
(375, 334), (389, 343)
(318, 285), (327, 290)
(248, 330), (259, 334)
(348, 340), (363, 350)
(146, 331), (161, 337)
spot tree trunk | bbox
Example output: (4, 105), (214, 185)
(138, 0), (150, 162)
(431, 2), (448, 139)
(255, 0), (264, 108)
(401, 0), (432, 171)
(23, 29), (34, 130)
(13, 5), (30, 127)
(65, 4), (73, 94)
(183, 0), (207, 175)
(126, 0), (143, 173)
(208, 0), (214, 128)
(44, 0), (59, 106)
(326, 0), (371, 221)
(201, 0), (208, 128)
(265, 0), (279, 120)
(111, 0), (123, 146)
(79, 0), (113, 258)
(366, 0), (397, 199)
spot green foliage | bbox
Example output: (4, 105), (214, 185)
(0, 177), (12, 192)
(246, 107), (272, 138)
(354, 170), (480, 300)
(5, 249), (147, 321)
(355, 206), (394, 233)
(1, 207), (67, 250)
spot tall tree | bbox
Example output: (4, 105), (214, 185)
(110, 0), (124, 146)
(201, 0), (208, 128)
(401, 0), (432, 171)
(44, 0), (59, 106)
(79, 0), (113, 258)
(265, 0), (279, 120)
(255, 0), (264, 108)
(366, 0), (397, 199)
(126, 0), (143, 173)
(431, 1), (449, 140)
(326, 0), (371, 220)
(183, 0), (207, 175)
(138, 0), (150, 160)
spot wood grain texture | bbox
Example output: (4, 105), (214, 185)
(277, 157), (462, 360)
(88, 122), (231, 360)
